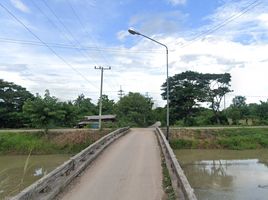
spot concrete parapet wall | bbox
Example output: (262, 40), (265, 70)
(11, 127), (130, 200)
(156, 128), (197, 200)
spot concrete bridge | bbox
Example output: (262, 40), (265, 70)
(11, 128), (196, 200)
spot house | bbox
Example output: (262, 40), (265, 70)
(77, 115), (116, 128)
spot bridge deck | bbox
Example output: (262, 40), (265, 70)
(59, 128), (164, 200)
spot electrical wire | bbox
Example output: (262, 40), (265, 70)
(0, 2), (98, 89)
(179, 0), (261, 49)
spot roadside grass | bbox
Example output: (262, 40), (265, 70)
(169, 128), (268, 150)
(161, 153), (176, 200)
(0, 129), (112, 155)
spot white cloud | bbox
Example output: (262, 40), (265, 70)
(10, 0), (30, 13)
(1, 0), (268, 108)
(258, 13), (268, 27)
(167, 0), (186, 6)
(116, 30), (129, 41)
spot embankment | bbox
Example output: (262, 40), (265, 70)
(0, 129), (113, 155)
(167, 127), (268, 150)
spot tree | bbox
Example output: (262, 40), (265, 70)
(204, 73), (232, 124)
(232, 96), (246, 107)
(257, 100), (268, 121)
(74, 94), (97, 119)
(59, 101), (77, 127)
(161, 71), (206, 125)
(0, 79), (33, 128)
(23, 90), (65, 134)
(161, 71), (232, 125)
(115, 92), (154, 127)
(97, 95), (115, 115)
(226, 96), (249, 124)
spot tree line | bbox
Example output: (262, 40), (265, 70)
(1, 71), (268, 129)
(161, 71), (268, 126)
(0, 79), (156, 130)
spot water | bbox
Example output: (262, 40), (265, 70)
(0, 154), (70, 199)
(175, 149), (268, 200)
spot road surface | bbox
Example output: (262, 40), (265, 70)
(59, 128), (164, 200)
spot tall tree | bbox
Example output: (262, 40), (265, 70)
(162, 71), (232, 125)
(115, 92), (154, 127)
(97, 94), (115, 115)
(204, 73), (232, 124)
(161, 71), (206, 125)
(74, 94), (97, 118)
(23, 90), (65, 134)
(0, 79), (33, 128)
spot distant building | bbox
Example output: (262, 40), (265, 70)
(76, 115), (116, 128)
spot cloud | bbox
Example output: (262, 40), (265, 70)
(129, 11), (187, 35)
(10, 0), (30, 13)
(0, 63), (28, 72)
(1, 0), (268, 108)
(116, 30), (129, 41)
(167, 0), (186, 6)
(201, 0), (268, 43)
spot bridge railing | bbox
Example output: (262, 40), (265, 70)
(156, 127), (197, 200)
(11, 127), (130, 200)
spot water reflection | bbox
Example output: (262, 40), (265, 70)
(175, 150), (268, 200)
(0, 154), (69, 199)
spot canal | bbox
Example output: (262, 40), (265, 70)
(0, 154), (70, 199)
(175, 149), (268, 200)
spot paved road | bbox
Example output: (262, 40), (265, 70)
(60, 128), (164, 200)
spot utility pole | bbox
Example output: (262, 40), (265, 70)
(95, 66), (111, 130)
(118, 85), (125, 99)
(145, 92), (149, 98)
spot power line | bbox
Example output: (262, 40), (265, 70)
(40, 0), (100, 66)
(179, 0), (261, 49)
(0, 37), (162, 53)
(66, 0), (124, 90)
(0, 2), (98, 88)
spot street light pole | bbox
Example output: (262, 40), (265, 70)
(128, 28), (170, 140)
(95, 66), (111, 130)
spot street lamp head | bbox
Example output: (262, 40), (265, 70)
(128, 28), (140, 35)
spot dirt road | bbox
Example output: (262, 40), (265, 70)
(60, 128), (164, 200)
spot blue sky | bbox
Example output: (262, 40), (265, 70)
(0, 0), (268, 107)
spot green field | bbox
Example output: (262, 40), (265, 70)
(0, 129), (112, 155)
(169, 128), (268, 150)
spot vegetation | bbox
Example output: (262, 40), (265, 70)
(0, 79), (34, 128)
(161, 71), (232, 125)
(169, 128), (268, 150)
(115, 92), (155, 127)
(1, 71), (268, 131)
(161, 155), (176, 200)
(0, 79), (159, 132)
(0, 129), (112, 155)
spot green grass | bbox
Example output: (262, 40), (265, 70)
(170, 128), (268, 150)
(0, 131), (99, 155)
(0, 132), (57, 154)
(161, 154), (176, 200)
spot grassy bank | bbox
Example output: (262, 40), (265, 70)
(168, 128), (268, 150)
(0, 129), (113, 155)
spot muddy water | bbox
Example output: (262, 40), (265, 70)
(0, 154), (70, 199)
(175, 149), (268, 200)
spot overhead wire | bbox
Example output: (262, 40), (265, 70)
(65, 0), (121, 92)
(0, 37), (161, 54)
(178, 0), (261, 49)
(39, 0), (100, 66)
(0, 2), (98, 89)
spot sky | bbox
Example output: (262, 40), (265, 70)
(0, 0), (268, 107)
